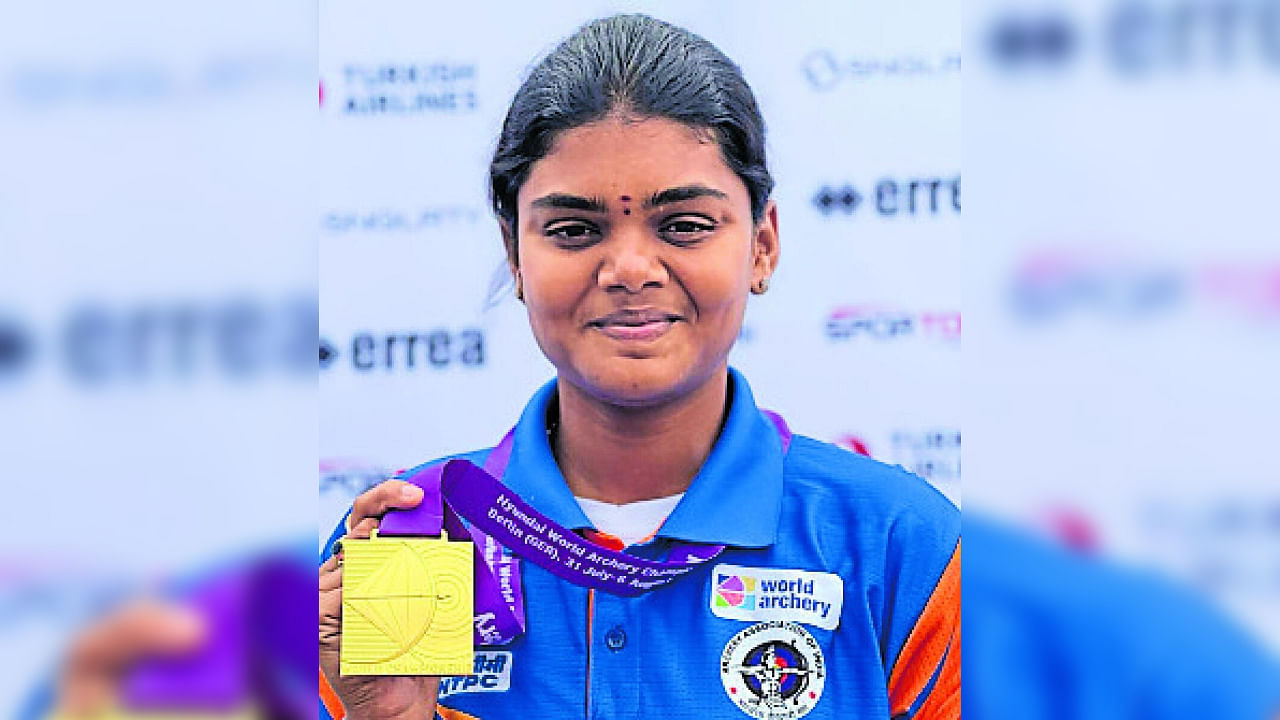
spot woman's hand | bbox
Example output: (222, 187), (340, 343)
(53, 600), (206, 717)
(320, 480), (440, 720)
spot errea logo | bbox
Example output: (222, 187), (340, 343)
(710, 565), (844, 631)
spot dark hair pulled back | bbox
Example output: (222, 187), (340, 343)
(489, 14), (773, 254)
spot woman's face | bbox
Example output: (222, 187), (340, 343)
(510, 116), (779, 408)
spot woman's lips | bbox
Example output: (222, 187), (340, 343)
(589, 310), (681, 342)
(593, 318), (676, 342)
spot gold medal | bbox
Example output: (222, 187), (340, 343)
(340, 532), (473, 676)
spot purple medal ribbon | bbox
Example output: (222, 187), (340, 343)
(378, 409), (792, 646)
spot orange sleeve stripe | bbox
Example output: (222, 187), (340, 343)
(914, 616), (961, 720)
(319, 668), (346, 720)
(887, 540), (961, 716)
(437, 706), (482, 720)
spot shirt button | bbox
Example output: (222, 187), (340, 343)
(604, 626), (626, 651)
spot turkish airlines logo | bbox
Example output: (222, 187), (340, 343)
(334, 62), (477, 115)
(835, 429), (961, 487)
(891, 430), (961, 485)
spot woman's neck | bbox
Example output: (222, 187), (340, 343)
(552, 369), (731, 505)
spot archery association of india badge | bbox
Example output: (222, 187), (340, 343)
(719, 620), (827, 719)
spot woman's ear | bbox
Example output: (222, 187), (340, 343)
(751, 201), (780, 292)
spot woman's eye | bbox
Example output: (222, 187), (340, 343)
(546, 222), (599, 246)
(661, 218), (716, 243)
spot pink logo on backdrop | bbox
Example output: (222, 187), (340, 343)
(836, 435), (873, 456)
(1198, 263), (1280, 319)
(825, 305), (960, 342)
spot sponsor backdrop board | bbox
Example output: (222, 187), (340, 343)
(319, 0), (963, 538)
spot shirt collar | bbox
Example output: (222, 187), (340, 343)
(656, 367), (783, 548)
(500, 379), (594, 531)
(499, 366), (784, 548)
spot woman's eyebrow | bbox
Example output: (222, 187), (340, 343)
(529, 193), (608, 213)
(644, 184), (728, 209)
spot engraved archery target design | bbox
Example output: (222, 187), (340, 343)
(346, 542), (438, 661)
(340, 537), (474, 676)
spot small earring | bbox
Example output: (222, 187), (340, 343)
(753, 277), (770, 295)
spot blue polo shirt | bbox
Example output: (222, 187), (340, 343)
(321, 368), (962, 719)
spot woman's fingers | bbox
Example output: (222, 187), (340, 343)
(56, 601), (207, 715)
(66, 600), (206, 673)
(319, 563), (344, 647)
(347, 516), (380, 540)
(347, 480), (425, 539)
(319, 561), (343, 593)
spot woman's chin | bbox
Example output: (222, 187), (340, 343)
(565, 364), (694, 409)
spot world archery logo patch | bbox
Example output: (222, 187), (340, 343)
(716, 573), (757, 610)
(720, 621), (826, 719)
(710, 565), (844, 631)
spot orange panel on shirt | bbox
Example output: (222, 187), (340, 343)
(915, 616), (961, 719)
(887, 540), (961, 716)
(320, 669), (345, 720)
(438, 705), (483, 720)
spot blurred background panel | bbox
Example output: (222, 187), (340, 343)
(966, 0), (1280, 656)
(0, 0), (314, 715)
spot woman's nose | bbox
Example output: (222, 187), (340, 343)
(597, 232), (668, 293)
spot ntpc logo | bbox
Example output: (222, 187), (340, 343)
(438, 652), (512, 698)
(825, 307), (960, 342)
(715, 574), (757, 610)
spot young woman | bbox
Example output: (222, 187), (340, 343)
(319, 14), (959, 720)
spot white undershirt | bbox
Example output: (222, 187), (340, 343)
(575, 493), (685, 547)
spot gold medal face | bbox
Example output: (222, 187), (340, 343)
(340, 536), (473, 676)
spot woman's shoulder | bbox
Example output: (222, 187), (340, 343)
(781, 433), (960, 535)
(397, 447), (494, 478)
